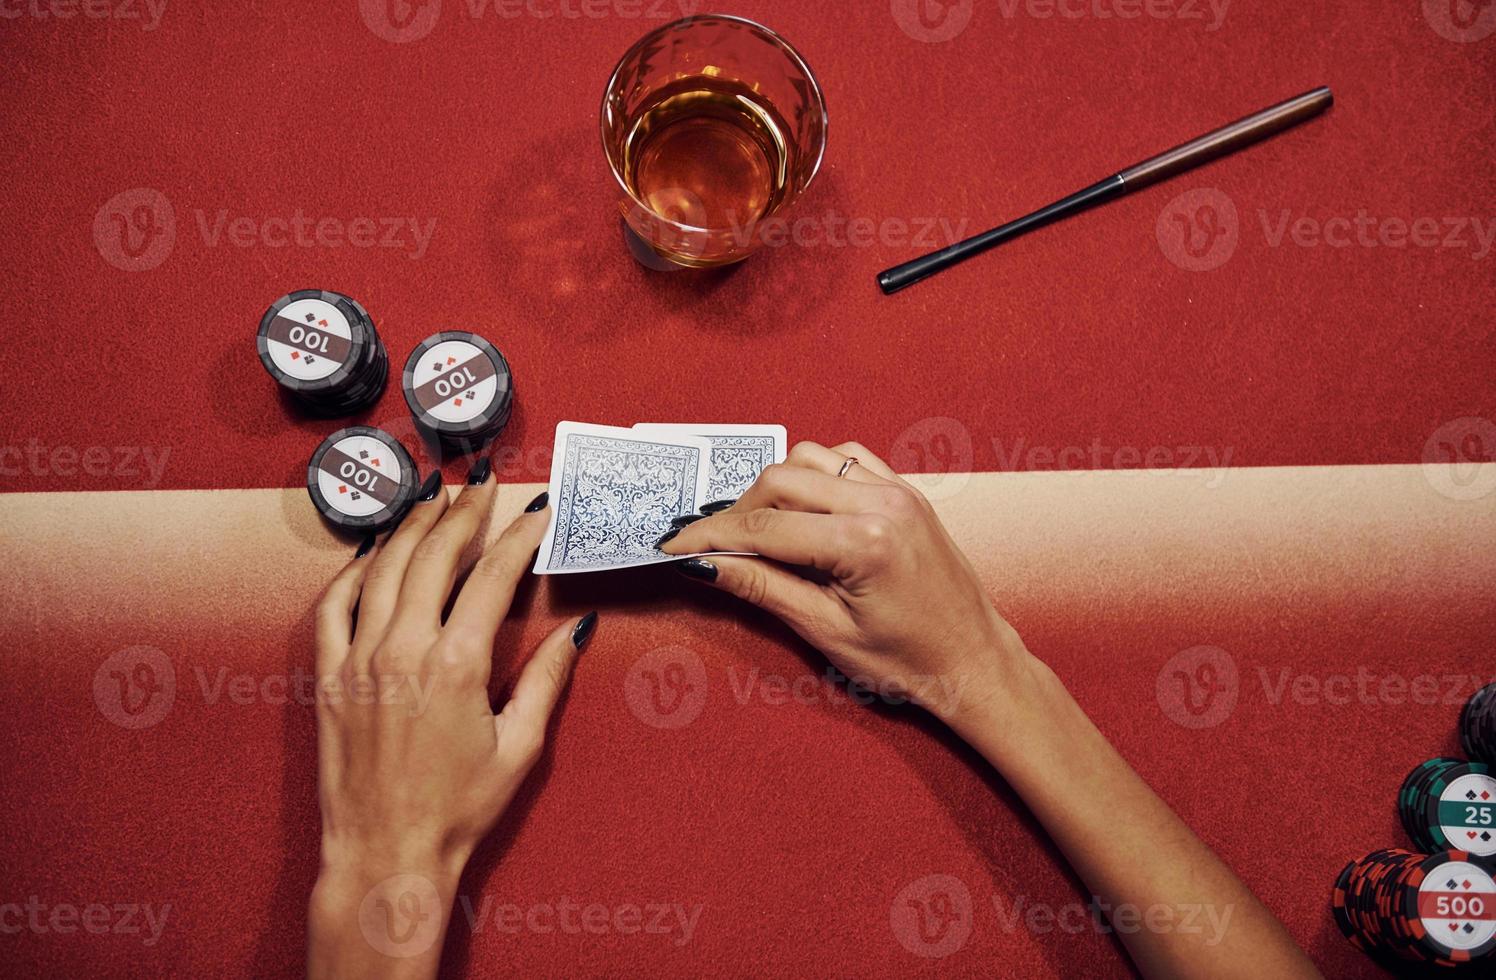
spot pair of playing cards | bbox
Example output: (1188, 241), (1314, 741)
(533, 422), (787, 575)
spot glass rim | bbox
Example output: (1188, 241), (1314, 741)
(600, 12), (830, 237)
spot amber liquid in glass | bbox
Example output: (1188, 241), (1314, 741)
(618, 76), (795, 231)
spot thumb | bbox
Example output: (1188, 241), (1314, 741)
(675, 555), (835, 628)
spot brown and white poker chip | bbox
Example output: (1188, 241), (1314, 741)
(258, 289), (387, 415)
(401, 332), (514, 447)
(306, 426), (418, 534)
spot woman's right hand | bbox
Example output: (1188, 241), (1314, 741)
(675, 441), (1323, 980)
(660, 440), (1036, 728)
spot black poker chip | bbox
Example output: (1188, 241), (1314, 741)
(401, 332), (514, 451)
(1399, 758), (1496, 861)
(258, 289), (388, 416)
(1332, 849), (1496, 967)
(1464, 683), (1496, 766)
(307, 426), (418, 535)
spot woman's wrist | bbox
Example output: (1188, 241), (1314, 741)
(315, 838), (469, 899)
(311, 837), (469, 935)
(941, 635), (1071, 773)
(308, 848), (467, 979)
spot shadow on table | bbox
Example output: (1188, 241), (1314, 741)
(483, 124), (848, 341)
(448, 564), (1130, 976)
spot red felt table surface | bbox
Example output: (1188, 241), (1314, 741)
(3, 471), (1494, 978)
(0, 1), (1492, 493)
(2, 2), (1494, 978)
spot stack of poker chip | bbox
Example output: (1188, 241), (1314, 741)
(1332, 849), (1496, 967)
(401, 332), (515, 452)
(307, 426), (419, 536)
(1400, 758), (1496, 860)
(1463, 683), (1496, 765)
(257, 289), (389, 416)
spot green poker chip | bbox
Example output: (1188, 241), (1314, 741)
(1399, 758), (1496, 861)
(1424, 763), (1496, 859)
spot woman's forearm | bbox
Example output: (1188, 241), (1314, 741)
(949, 653), (1321, 980)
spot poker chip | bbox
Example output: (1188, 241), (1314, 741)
(401, 332), (514, 451)
(306, 426), (418, 535)
(1400, 758), (1496, 861)
(258, 289), (388, 416)
(1331, 849), (1496, 967)
(1464, 683), (1496, 766)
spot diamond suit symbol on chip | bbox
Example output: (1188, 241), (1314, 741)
(291, 351), (301, 360)
(453, 398), (463, 407)
(446, 356), (456, 365)
(338, 485), (348, 494)
(318, 319), (328, 327)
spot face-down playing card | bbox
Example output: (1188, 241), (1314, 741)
(632, 424), (787, 502)
(533, 423), (714, 575)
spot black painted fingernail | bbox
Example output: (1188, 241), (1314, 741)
(655, 526), (682, 549)
(670, 513), (705, 529)
(675, 559), (718, 582)
(355, 534), (377, 559)
(700, 499), (736, 515)
(467, 457), (492, 486)
(418, 471), (443, 502)
(525, 492), (549, 513)
(571, 611), (598, 651)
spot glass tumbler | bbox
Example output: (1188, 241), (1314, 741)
(602, 14), (828, 269)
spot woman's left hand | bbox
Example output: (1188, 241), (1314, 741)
(307, 468), (594, 979)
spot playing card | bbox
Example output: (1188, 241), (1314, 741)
(534, 422), (714, 575)
(633, 424), (787, 502)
